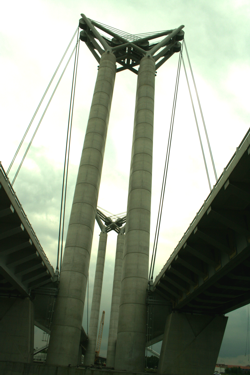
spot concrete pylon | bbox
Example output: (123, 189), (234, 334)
(84, 231), (107, 365)
(46, 51), (116, 367)
(115, 56), (155, 372)
(106, 229), (125, 367)
(0, 297), (34, 363)
(158, 312), (228, 375)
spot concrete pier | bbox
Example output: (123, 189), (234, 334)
(84, 231), (108, 365)
(46, 51), (116, 367)
(106, 231), (125, 367)
(0, 297), (34, 363)
(115, 56), (155, 372)
(158, 312), (228, 375)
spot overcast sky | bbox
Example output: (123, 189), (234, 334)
(1, 0), (250, 366)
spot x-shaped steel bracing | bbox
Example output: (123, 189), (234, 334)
(79, 14), (184, 73)
(96, 208), (126, 234)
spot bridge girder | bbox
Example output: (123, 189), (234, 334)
(0, 163), (56, 297)
(153, 129), (250, 315)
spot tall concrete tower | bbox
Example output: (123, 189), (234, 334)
(47, 14), (184, 369)
(84, 209), (126, 366)
(46, 16), (117, 367)
(106, 227), (125, 367)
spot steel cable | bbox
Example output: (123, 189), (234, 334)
(181, 55), (212, 191)
(11, 45), (77, 186)
(7, 27), (78, 176)
(57, 30), (80, 272)
(183, 40), (217, 181)
(149, 44), (183, 281)
(87, 273), (89, 335)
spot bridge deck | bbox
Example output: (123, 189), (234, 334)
(153, 129), (250, 315)
(0, 163), (56, 297)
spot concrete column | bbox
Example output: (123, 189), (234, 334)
(115, 56), (155, 372)
(84, 231), (107, 365)
(46, 51), (116, 367)
(158, 312), (228, 375)
(106, 231), (125, 367)
(0, 297), (34, 363)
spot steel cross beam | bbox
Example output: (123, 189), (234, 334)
(79, 15), (185, 74)
(96, 208), (126, 234)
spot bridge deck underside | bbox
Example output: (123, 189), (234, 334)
(0, 164), (55, 297)
(0, 164), (89, 348)
(154, 129), (250, 315)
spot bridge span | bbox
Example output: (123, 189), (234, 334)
(0, 12), (249, 371)
(0, 129), (249, 373)
(148, 129), (250, 374)
(0, 130), (249, 372)
(152, 128), (250, 314)
(0, 163), (60, 362)
(0, 163), (56, 297)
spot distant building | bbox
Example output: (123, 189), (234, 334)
(215, 364), (250, 373)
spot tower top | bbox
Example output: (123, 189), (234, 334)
(79, 14), (184, 74)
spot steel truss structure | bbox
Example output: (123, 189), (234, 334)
(79, 14), (184, 73)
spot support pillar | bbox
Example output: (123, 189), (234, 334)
(106, 231), (125, 367)
(0, 297), (34, 363)
(158, 312), (228, 375)
(47, 51), (116, 367)
(84, 231), (107, 365)
(115, 55), (155, 372)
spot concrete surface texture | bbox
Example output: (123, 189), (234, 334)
(106, 232), (125, 367)
(158, 312), (228, 375)
(115, 56), (156, 372)
(84, 231), (108, 365)
(0, 361), (146, 375)
(0, 297), (34, 363)
(145, 296), (172, 347)
(46, 51), (116, 367)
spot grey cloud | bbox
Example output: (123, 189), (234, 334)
(1, 0), (250, 363)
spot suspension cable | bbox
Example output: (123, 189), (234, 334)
(87, 272), (89, 335)
(11, 45), (77, 186)
(149, 44), (183, 281)
(7, 27), (78, 176)
(183, 40), (218, 181)
(60, 36), (80, 270)
(181, 56), (212, 191)
(57, 30), (80, 272)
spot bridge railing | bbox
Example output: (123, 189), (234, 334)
(0, 162), (55, 275)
